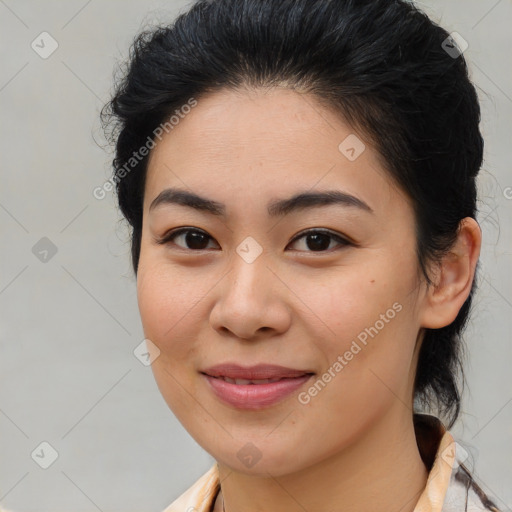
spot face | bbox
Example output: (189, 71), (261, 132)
(137, 87), (427, 476)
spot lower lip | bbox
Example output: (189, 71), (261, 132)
(202, 373), (313, 409)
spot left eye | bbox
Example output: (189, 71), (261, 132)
(288, 229), (351, 252)
(156, 228), (350, 252)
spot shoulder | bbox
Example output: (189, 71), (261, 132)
(162, 463), (220, 512)
(413, 414), (502, 512)
(442, 464), (502, 512)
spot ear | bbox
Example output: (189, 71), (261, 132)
(419, 217), (482, 329)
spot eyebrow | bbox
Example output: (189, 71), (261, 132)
(148, 187), (374, 217)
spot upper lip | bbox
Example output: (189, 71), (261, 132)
(201, 363), (314, 380)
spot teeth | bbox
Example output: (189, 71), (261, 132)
(220, 377), (283, 385)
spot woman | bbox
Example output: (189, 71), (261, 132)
(101, 0), (502, 510)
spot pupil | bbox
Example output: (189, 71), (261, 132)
(307, 233), (330, 251)
(187, 231), (208, 249)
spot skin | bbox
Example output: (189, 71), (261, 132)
(136, 87), (481, 512)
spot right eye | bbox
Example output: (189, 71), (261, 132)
(155, 228), (220, 251)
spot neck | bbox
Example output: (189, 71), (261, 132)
(214, 409), (428, 512)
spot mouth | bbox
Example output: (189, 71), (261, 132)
(205, 375), (307, 385)
(201, 362), (315, 381)
(199, 364), (315, 409)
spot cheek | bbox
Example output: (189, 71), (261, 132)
(301, 268), (399, 348)
(136, 264), (204, 417)
(302, 264), (418, 396)
(136, 262), (204, 358)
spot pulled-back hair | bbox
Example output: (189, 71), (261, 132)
(101, 0), (484, 428)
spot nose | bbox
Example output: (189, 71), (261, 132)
(209, 250), (292, 340)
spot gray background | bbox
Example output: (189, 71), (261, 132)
(0, 0), (510, 511)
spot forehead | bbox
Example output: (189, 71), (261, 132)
(144, 87), (402, 217)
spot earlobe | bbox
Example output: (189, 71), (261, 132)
(420, 218), (482, 329)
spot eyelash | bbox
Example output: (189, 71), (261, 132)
(155, 227), (352, 253)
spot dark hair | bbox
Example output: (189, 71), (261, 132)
(101, 0), (483, 428)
